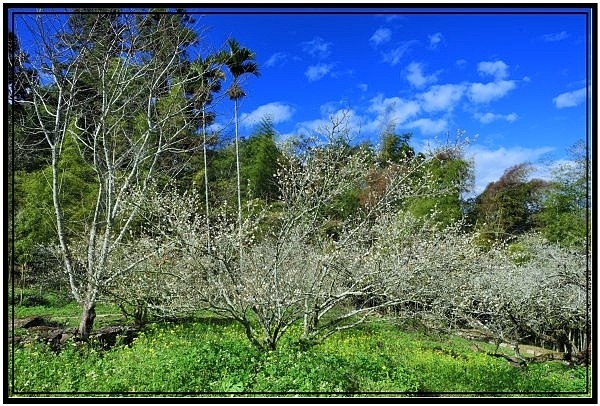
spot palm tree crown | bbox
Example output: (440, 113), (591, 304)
(225, 38), (260, 100)
(191, 52), (227, 109)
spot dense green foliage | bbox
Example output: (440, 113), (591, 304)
(14, 128), (98, 261)
(378, 131), (414, 165)
(406, 151), (472, 227)
(241, 118), (282, 201)
(206, 118), (282, 206)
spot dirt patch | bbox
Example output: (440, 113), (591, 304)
(10, 316), (63, 330)
(10, 317), (138, 352)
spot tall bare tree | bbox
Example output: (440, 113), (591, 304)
(19, 11), (199, 340)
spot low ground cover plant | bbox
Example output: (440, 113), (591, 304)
(8, 312), (589, 396)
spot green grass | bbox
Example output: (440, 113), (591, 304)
(7, 289), (591, 397)
(8, 312), (591, 397)
(9, 288), (124, 328)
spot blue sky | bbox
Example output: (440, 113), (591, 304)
(194, 8), (592, 195)
(10, 7), (592, 196)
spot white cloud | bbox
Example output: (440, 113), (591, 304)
(367, 94), (421, 131)
(381, 41), (417, 65)
(305, 63), (335, 82)
(301, 36), (332, 59)
(468, 80), (516, 103)
(370, 27), (392, 46)
(357, 83), (368, 92)
(502, 112), (519, 122)
(264, 52), (288, 68)
(297, 108), (364, 137)
(297, 117), (325, 134)
(240, 102), (295, 128)
(428, 32), (442, 49)
(319, 101), (344, 116)
(418, 83), (465, 113)
(467, 145), (554, 195)
(383, 15), (403, 23)
(403, 118), (448, 135)
(467, 61), (515, 103)
(476, 112), (519, 124)
(405, 62), (438, 88)
(478, 60), (509, 80)
(543, 31), (569, 42)
(553, 87), (587, 108)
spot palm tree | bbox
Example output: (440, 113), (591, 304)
(224, 38), (260, 249)
(191, 52), (227, 248)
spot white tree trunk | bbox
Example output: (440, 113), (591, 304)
(202, 107), (210, 249)
(23, 12), (199, 340)
(234, 99), (243, 263)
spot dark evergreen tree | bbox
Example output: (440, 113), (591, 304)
(405, 149), (473, 228)
(474, 163), (548, 244)
(8, 31), (36, 105)
(242, 117), (282, 201)
(61, 10), (125, 137)
(8, 31), (45, 172)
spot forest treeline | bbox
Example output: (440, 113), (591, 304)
(8, 10), (591, 358)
